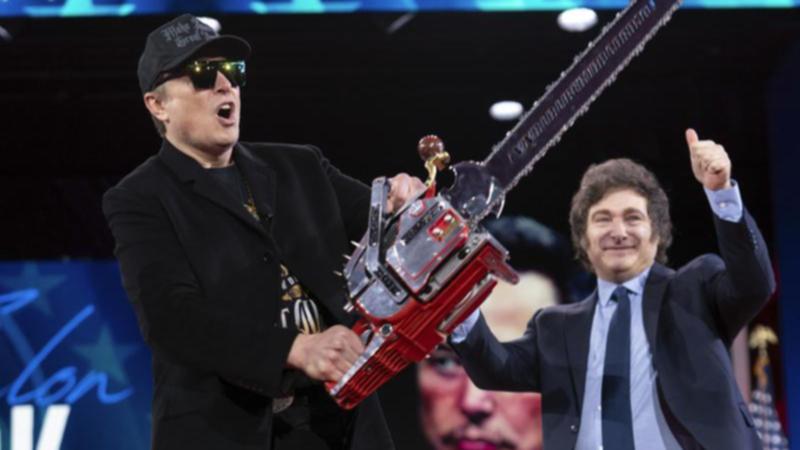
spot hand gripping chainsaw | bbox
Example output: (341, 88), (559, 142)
(327, 0), (682, 409)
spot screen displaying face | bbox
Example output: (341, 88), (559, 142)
(417, 273), (557, 450)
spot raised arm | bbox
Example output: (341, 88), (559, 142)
(685, 128), (776, 341)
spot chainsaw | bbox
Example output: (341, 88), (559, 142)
(327, 0), (682, 409)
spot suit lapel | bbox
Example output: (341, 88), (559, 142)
(158, 141), (268, 236)
(564, 293), (597, 412)
(234, 146), (352, 326)
(234, 144), (277, 231)
(641, 263), (673, 351)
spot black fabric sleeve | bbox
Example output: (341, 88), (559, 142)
(309, 145), (371, 242)
(451, 312), (541, 392)
(706, 209), (776, 343)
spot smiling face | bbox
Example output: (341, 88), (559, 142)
(582, 188), (659, 283)
(145, 57), (240, 162)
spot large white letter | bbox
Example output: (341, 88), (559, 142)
(11, 405), (33, 450)
(10, 405), (70, 450)
(35, 405), (70, 450)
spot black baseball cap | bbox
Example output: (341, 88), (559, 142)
(137, 14), (251, 93)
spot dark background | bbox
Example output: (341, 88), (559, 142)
(1, 9), (797, 448)
(1, 10), (797, 261)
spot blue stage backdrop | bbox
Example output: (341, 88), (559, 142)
(0, 0), (797, 16)
(769, 41), (800, 450)
(0, 261), (151, 450)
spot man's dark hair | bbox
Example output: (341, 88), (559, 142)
(568, 158), (672, 272)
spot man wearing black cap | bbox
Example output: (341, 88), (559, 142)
(104, 14), (418, 450)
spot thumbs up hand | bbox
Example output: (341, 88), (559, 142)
(686, 128), (732, 191)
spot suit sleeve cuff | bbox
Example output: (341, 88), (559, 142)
(704, 179), (743, 222)
(450, 309), (481, 343)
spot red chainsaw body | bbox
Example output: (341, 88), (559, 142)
(326, 193), (517, 409)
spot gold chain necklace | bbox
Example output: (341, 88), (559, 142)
(242, 179), (259, 221)
(235, 165), (259, 221)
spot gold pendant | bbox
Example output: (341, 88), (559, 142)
(244, 201), (259, 220)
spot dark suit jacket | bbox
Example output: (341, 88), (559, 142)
(454, 211), (775, 450)
(103, 140), (393, 450)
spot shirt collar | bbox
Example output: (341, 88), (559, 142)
(596, 265), (652, 306)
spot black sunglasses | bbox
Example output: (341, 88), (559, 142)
(158, 59), (246, 90)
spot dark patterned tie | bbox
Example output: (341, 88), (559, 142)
(602, 285), (635, 449)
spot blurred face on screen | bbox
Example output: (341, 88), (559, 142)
(417, 274), (554, 450)
(418, 346), (541, 450)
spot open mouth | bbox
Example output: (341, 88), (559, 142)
(217, 103), (233, 120)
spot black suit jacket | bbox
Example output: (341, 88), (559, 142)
(454, 211), (775, 450)
(103, 140), (393, 450)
